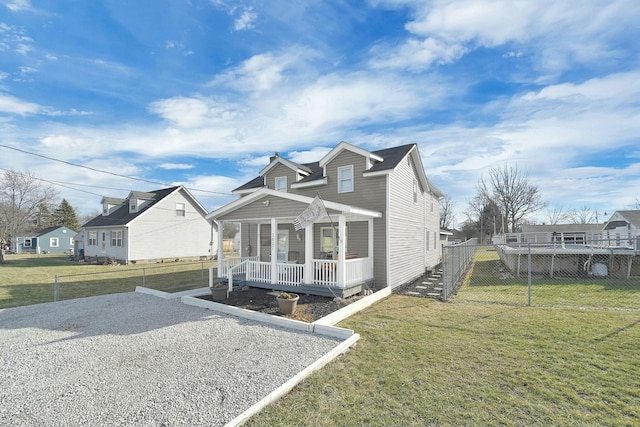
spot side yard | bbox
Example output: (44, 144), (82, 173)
(246, 296), (640, 426)
(0, 254), (214, 309)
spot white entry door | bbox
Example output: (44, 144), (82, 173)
(277, 230), (289, 262)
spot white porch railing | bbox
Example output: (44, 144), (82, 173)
(216, 257), (374, 289)
(313, 259), (337, 286)
(246, 261), (271, 284)
(218, 256), (259, 278)
(345, 257), (373, 286)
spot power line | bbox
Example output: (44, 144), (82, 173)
(0, 144), (234, 196)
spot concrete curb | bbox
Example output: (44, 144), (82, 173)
(313, 287), (392, 326)
(224, 333), (360, 427)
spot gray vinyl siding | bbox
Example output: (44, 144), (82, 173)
(218, 198), (310, 221)
(387, 154), (428, 288)
(264, 163), (297, 192)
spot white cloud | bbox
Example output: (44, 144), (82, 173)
(370, 37), (467, 70)
(0, 93), (40, 114)
(234, 7), (257, 31)
(372, 0), (639, 73)
(6, 0), (33, 12)
(148, 97), (238, 128)
(210, 52), (290, 92)
(158, 163), (194, 170)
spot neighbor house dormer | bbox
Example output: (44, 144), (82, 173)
(101, 197), (126, 216)
(127, 191), (155, 213)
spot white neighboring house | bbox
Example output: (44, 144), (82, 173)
(81, 186), (217, 263)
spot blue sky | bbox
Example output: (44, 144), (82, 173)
(1, 0), (639, 226)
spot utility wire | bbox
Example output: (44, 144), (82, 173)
(0, 144), (234, 196)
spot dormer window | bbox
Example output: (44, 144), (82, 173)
(275, 176), (287, 192)
(129, 198), (138, 213)
(103, 203), (109, 215)
(338, 165), (354, 193)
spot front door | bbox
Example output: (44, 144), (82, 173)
(277, 230), (289, 262)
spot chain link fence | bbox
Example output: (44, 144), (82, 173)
(442, 241), (640, 310)
(54, 261), (216, 302)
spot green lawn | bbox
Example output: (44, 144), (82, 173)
(0, 254), (215, 309)
(456, 247), (640, 310)
(247, 296), (640, 426)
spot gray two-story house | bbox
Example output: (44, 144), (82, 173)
(207, 141), (443, 297)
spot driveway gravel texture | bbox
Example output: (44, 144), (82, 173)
(0, 292), (343, 426)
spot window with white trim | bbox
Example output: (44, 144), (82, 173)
(111, 230), (122, 247)
(50, 237), (59, 247)
(320, 226), (348, 257)
(70, 238), (74, 246)
(275, 176), (287, 192)
(176, 202), (186, 217)
(24, 239), (32, 247)
(337, 165), (354, 193)
(88, 231), (97, 246)
(129, 199), (137, 213)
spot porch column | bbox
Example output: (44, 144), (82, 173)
(337, 214), (346, 287)
(256, 223), (261, 259)
(304, 224), (313, 284)
(270, 217), (278, 284)
(217, 220), (224, 264)
(368, 218), (374, 271)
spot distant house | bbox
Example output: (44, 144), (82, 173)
(603, 210), (640, 248)
(207, 141), (443, 297)
(11, 226), (76, 254)
(518, 223), (605, 244)
(81, 185), (216, 263)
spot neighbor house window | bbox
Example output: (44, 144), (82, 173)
(129, 199), (137, 213)
(50, 238), (59, 247)
(337, 165), (354, 193)
(111, 230), (122, 247)
(413, 179), (418, 204)
(70, 238), (74, 246)
(176, 202), (186, 217)
(275, 176), (287, 192)
(24, 239), (32, 247)
(88, 232), (97, 246)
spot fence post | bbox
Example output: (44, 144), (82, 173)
(54, 275), (59, 302)
(442, 245), (449, 301)
(527, 244), (532, 306)
(142, 268), (146, 288)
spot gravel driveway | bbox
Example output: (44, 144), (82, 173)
(0, 292), (344, 426)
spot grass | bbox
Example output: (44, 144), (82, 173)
(456, 247), (640, 309)
(247, 296), (640, 426)
(0, 254), (215, 309)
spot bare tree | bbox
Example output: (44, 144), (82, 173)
(476, 164), (546, 233)
(0, 170), (59, 262)
(545, 205), (569, 225)
(439, 196), (456, 230)
(567, 206), (596, 224)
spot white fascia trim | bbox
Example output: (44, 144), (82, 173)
(259, 157), (311, 177)
(290, 178), (328, 189)
(232, 187), (262, 195)
(319, 141), (384, 168)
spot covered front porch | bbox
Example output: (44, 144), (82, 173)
(207, 189), (381, 298)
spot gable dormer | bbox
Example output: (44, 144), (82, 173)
(101, 197), (126, 216)
(127, 191), (155, 213)
(259, 153), (312, 192)
(318, 141), (384, 177)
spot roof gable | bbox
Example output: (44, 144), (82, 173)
(259, 156), (312, 177)
(319, 141), (383, 168)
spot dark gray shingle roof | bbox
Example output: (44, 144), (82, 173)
(83, 186), (180, 228)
